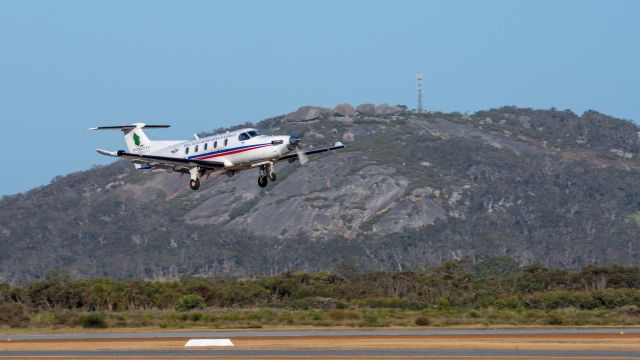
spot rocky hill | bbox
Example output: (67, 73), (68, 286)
(1, 104), (639, 282)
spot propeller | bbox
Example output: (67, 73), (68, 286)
(296, 146), (309, 165)
(289, 135), (309, 165)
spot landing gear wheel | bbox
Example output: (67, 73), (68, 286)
(268, 172), (276, 182)
(189, 179), (200, 191)
(258, 175), (268, 188)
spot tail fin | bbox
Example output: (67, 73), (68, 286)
(90, 123), (170, 154)
(90, 123), (171, 169)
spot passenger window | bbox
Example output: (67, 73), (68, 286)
(195, 145), (199, 153)
(239, 132), (250, 141)
(204, 143), (208, 151)
(185, 147), (189, 154)
(224, 139), (228, 146)
(214, 141), (217, 148)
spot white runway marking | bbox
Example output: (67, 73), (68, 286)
(184, 338), (234, 347)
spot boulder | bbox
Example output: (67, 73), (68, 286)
(334, 103), (357, 117)
(342, 132), (355, 142)
(306, 131), (325, 140)
(375, 103), (403, 116)
(610, 148), (634, 159)
(356, 103), (376, 115)
(284, 106), (332, 122)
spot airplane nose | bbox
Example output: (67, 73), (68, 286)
(288, 135), (301, 150)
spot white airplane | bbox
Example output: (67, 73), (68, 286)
(91, 123), (345, 190)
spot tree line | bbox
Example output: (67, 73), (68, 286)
(1, 257), (640, 325)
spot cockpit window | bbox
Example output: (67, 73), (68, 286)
(247, 130), (262, 137)
(238, 132), (251, 141)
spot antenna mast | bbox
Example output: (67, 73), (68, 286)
(416, 73), (424, 113)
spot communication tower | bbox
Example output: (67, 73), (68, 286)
(417, 73), (424, 113)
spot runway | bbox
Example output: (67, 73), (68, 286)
(1, 328), (639, 359)
(3, 327), (640, 340)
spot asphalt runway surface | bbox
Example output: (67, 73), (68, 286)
(3, 327), (640, 340)
(1, 328), (639, 358)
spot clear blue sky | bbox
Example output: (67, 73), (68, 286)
(0, 0), (638, 196)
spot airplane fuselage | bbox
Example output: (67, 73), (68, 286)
(141, 128), (292, 171)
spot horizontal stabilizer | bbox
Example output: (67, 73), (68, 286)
(89, 123), (170, 131)
(96, 149), (119, 157)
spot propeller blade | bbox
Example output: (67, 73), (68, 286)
(296, 147), (309, 165)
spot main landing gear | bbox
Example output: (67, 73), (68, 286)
(258, 175), (268, 188)
(258, 163), (276, 188)
(189, 167), (204, 191)
(190, 179), (200, 191)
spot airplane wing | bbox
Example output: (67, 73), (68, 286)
(277, 142), (346, 163)
(96, 149), (225, 171)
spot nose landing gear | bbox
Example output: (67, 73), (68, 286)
(258, 162), (276, 187)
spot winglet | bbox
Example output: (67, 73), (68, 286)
(334, 141), (345, 148)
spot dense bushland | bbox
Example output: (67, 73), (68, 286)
(1, 258), (640, 328)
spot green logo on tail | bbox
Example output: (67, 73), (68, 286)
(133, 132), (142, 146)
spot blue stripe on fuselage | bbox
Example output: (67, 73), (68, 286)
(187, 143), (271, 160)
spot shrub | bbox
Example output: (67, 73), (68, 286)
(53, 310), (80, 326)
(290, 298), (312, 310)
(436, 298), (450, 309)
(468, 310), (481, 318)
(491, 294), (525, 309)
(80, 312), (108, 328)
(361, 311), (379, 326)
(362, 297), (415, 309)
(617, 305), (640, 316)
(177, 295), (205, 311)
(0, 303), (29, 327)
(546, 313), (563, 325)
(592, 289), (636, 309)
(415, 316), (431, 326)
(335, 302), (348, 309)
(190, 312), (204, 321)
(328, 309), (360, 321)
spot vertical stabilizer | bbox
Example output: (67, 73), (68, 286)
(90, 123), (171, 169)
(123, 124), (153, 154)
